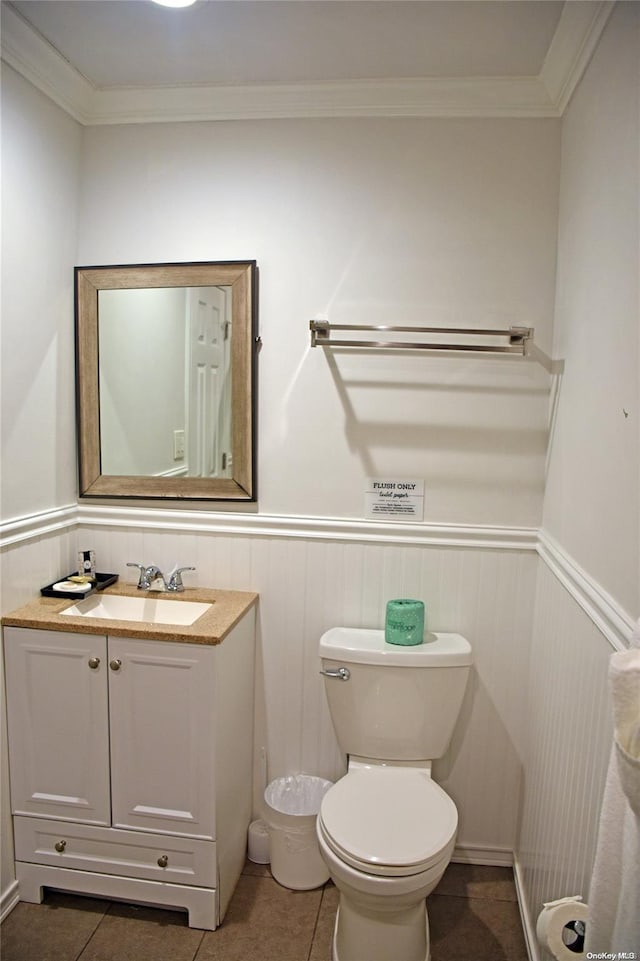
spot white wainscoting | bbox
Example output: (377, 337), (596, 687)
(0, 515), (78, 610)
(515, 558), (617, 961)
(2, 508), (538, 865)
(1, 507), (634, 921)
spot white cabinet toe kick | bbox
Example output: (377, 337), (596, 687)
(16, 861), (218, 930)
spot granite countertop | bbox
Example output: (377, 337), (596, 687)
(1, 581), (258, 645)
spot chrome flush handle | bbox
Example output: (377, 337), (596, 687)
(319, 666), (351, 681)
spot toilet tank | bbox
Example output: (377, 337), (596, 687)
(319, 627), (472, 762)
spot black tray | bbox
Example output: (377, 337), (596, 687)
(41, 572), (119, 600)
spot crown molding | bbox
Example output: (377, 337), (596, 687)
(1, 1), (616, 124)
(540, 0), (615, 114)
(1, 3), (94, 123)
(87, 75), (556, 124)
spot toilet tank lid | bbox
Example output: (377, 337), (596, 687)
(319, 627), (472, 667)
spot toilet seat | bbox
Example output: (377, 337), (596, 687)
(318, 767), (457, 878)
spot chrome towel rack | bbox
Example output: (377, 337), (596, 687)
(309, 321), (533, 355)
(309, 320), (562, 375)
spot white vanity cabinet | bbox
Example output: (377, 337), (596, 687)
(3, 608), (255, 930)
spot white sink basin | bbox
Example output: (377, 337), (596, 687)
(61, 593), (212, 626)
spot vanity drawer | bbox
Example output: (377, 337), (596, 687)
(14, 816), (216, 887)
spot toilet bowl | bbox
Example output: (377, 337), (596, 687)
(317, 627), (472, 961)
(317, 765), (458, 961)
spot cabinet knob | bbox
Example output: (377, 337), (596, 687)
(109, 659), (122, 672)
(54, 840), (66, 853)
(88, 657), (101, 670)
(157, 855), (169, 868)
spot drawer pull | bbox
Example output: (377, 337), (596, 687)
(88, 657), (101, 670)
(109, 659), (122, 672)
(54, 840), (67, 853)
(157, 854), (169, 868)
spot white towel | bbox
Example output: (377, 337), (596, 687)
(585, 619), (640, 954)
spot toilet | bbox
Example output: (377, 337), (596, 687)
(317, 626), (472, 961)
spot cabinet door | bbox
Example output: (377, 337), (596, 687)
(3, 628), (111, 825)
(108, 637), (217, 839)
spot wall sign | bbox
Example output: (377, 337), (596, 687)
(365, 478), (425, 521)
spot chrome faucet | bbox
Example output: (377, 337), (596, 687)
(127, 563), (196, 592)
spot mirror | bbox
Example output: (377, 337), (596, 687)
(75, 261), (257, 501)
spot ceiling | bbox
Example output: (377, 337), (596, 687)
(8, 1), (565, 87)
(2, 0), (614, 123)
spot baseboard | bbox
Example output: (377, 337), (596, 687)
(451, 844), (514, 867)
(0, 878), (20, 922)
(513, 853), (539, 961)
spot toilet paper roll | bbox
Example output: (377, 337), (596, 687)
(247, 819), (270, 864)
(385, 599), (425, 646)
(536, 897), (588, 960)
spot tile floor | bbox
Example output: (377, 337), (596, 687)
(1, 860), (529, 961)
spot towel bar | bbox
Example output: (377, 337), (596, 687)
(309, 321), (532, 354)
(308, 320), (563, 374)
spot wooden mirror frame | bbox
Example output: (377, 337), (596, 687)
(75, 261), (257, 501)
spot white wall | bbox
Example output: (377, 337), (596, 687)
(517, 5), (640, 957)
(78, 117), (560, 527)
(542, 1), (639, 616)
(0, 64), (82, 912)
(0, 65), (81, 523)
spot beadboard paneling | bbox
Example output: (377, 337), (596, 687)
(41, 522), (537, 857)
(0, 516), (624, 895)
(515, 559), (614, 960)
(0, 525), (78, 612)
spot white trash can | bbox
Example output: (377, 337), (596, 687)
(263, 775), (333, 890)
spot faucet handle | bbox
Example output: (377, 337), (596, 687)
(167, 567), (196, 592)
(127, 563), (148, 589)
(144, 566), (167, 591)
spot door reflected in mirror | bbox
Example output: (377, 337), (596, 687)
(98, 286), (233, 479)
(76, 261), (257, 501)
